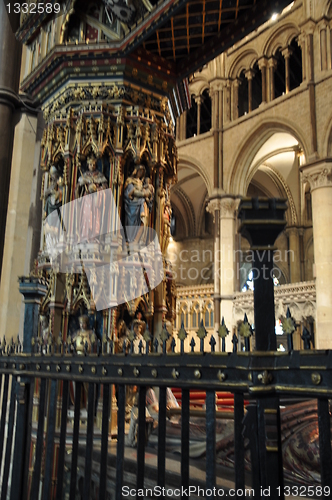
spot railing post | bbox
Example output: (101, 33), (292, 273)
(19, 277), (47, 352)
(238, 198), (287, 499)
(10, 381), (31, 500)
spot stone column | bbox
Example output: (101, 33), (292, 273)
(206, 200), (221, 332)
(0, 112), (39, 340)
(301, 159), (332, 348)
(303, 21), (318, 156)
(208, 196), (238, 350)
(232, 79), (239, 120)
(245, 70), (254, 112)
(210, 79), (224, 189)
(0, 4), (22, 279)
(268, 58), (277, 101)
(319, 20), (328, 71)
(258, 57), (268, 103)
(224, 80), (231, 123)
(298, 33), (307, 82)
(194, 95), (202, 136)
(285, 227), (301, 283)
(281, 47), (292, 94)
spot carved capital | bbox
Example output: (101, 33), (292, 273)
(257, 56), (268, 70)
(206, 196), (239, 219)
(302, 160), (332, 191)
(285, 226), (298, 238)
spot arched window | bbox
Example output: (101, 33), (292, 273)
(204, 302), (214, 328)
(274, 48), (285, 98)
(180, 304), (189, 329)
(192, 303), (201, 329)
(252, 61), (262, 111)
(186, 96), (198, 138)
(289, 38), (302, 91)
(67, 14), (81, 43)
(238, 69), (248, 117)
(200, 89), (212, 133)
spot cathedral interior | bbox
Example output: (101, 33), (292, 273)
(0, 0), (332, 498)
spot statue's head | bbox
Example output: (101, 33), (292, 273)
(136, 164), (145, 179)
(49, 165), (59, 180)
(79, 315), (89, 330)
(87, 155), (97, 172)
(39, 314), (48, 328)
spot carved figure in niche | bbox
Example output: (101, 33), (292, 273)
(39, 314), (50, 351)
(124, 165), (154, 242)
(75, 154), (108, 242)
(71, 315), (96, 409)
(116, 319), (130, 353)
(73, 315), (96, 354)
(43, 165), (63, 223)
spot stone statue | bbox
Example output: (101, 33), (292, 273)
(75, 155), (108, 242)
(43, 165), (63, 223)
(124, 165), (154, 242)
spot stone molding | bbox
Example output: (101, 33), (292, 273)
(233, 280), (316, 324)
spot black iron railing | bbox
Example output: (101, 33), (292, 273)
(0, 335), (332, 500)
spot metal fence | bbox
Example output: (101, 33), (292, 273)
(0, 329), (332, 500)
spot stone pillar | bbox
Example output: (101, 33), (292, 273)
(0, 112), (38, 339)
(281, 47), (292, 94)
(0, 4), (22, 279)
(206, 200), (221, 333)
(268, 58), (277, 101)
(224, 80), (231, 123)
(208, 196), (238, 349)
(303, 22), (318, 156)
(298, 33), (307, 82)
(245, 70), (254, 112)
(301, 159), (332, 348)
(285, 227), (301, 283)
(232, 79), (239, 120)
(258, 57), (268, 103)
(319, 20), (328, 71)
(194, 95), (202, 136)
(210, 79), (224, 189)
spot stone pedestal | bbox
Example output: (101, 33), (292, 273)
(19, 277), (47, 352)
(302, 159), (332, 348)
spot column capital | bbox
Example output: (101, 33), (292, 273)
(206, 195), (240, 219)
(281, 47), (293, 59)
(285, 226), (299, 238)
(301, 158), (332, 191)
(257, 56), (268, 70)
(268, 57), (278, 69)
(193, 94), (203, 105)
(299, 19), (316, 36)
(244, 69), (254, 81)
(210, 78), (227, 93)
(317, 17), (329, 31)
